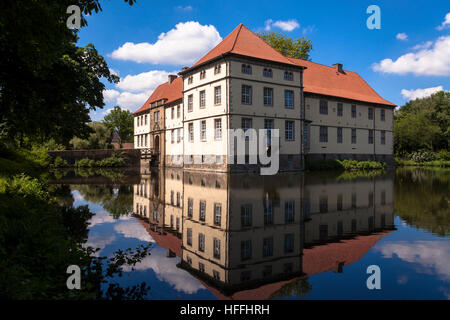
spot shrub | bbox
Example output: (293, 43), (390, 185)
(306, 159), (386, 171)
(410, 149), (437, 162)
(437, 149), (450, 161)
(76, 158), (91, 167)
(53, 156), (68, 168)
(96, 156), (126, 167)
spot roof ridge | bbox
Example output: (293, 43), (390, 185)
(230, 24), (243, 52)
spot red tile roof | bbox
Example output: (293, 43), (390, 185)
(191, 24), (299, 68)
(289, 58), (396, 107)
(133, 76), (182, 115)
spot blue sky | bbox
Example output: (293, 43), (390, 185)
(76, 0), (450, 121)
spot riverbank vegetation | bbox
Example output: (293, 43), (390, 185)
(306, 159), (386, 171)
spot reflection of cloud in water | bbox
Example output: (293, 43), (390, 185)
(376, 241), (450, 281)
(84, 233), (116, 256)
(114, 220), (154, 243)
(123, 249), (205, 294)
(72, 190), (85, 202)
(88, 209), (131, 227)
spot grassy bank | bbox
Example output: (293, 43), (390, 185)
(395, 158), (450, 167)
(306, 159), (386, 171)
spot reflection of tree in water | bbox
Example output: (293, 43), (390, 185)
(72, 184), (134, 219)
(270, 277), (312, 299)
(395, 168), (449, 236)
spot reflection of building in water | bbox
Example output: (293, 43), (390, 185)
(133, 170), (395, 299)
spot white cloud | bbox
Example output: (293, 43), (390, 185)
(401, 86), (444, 100)
(175, 5), (193, 11)
(436, 12), (450, 30)
(110, 21), (222, 65)
(116, 91), (150, 109)
(114, 220), (155, 243)
(376, 241), (450, 281)
(109, 68), (119, 76)
(372, 36), (450, 76)
(103, 89), (120, 103)
(396, 33), (408, 41)
(265, 19), (300, 32)
(84, 233), (116, 256)
(122, 249), (205, 294)
(88, 209), (131, 228)
(412, 41), (433, 51)
(116, 70), (174, 92)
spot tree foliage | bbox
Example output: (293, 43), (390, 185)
(394, 91), (449, 156)
(257, 32), (313, 60)
(0, 1), (134, 147)
(103, 106), (134, 146)
(70, 121), (112, 150)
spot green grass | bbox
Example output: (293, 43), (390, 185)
(306, 159), (386, 171)
(396, 158), (450, 167)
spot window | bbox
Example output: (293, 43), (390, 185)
(284, 234), (294, 253)
(199, 200), (206, 221)
(171, 107), (174, 119)
(241, 85), (252, 104)
(368, 129), (374, 144)
(188, 198), (193, 218)
(171, 129), (175, 143)
(381, 190), (386, 205)
(177, 128), (181, 143)
(188, 94), (193, 112)
(145, 115), (147, 125)
(187, 228), (192, 246)
(154, 111), (160, 123)
(170, 215), (174, 228)
(368, 107), (374, 120)
(263, 265), (272, 277)
(176, 217), (180, 231)
(199, 262), (205, 273)
(285, 201), (294, 223)
(351, 192), (357, 208)
(241, 204), (252, 227)
(199, 90), (206, 108)
(381, 109), (385, 121)
(263, 68), (272, 77)
(214, 64), (221, 74)
(241, 240), (252, 261)
(264, 119), (274, 146)
(337, 103), (343, 116)
(285, 90), (294, 108)
(214, 119), (222, 140)
(214, 203), (221, 226)
(319, 195), (328, 213)
(200, 70), (206, 80)
(351, 219), (357, 233)
(284, 71), (293, 81)
(351, 128), (357, 144)
(263, 87), (273, 106)
(176, 192), (180, 207)
(337, 127), (343, 143)
(198, 233), (205, 252)
(241, 271), (251, 282)
(264, 199), (273, 225)
(369, 191), (374, 207)
(337, 221), (343, 236)
(188, 76), (193, 84)
(213, 238), (220, 259)
(241, 64), (252, 74)
(177, 105), (181, 118)
(320, 100), (328, 115)
(337, 194), (343, 211)
(188, 123), (194, 142)
(214, 86), (221, 105)
(242, 118), (252, 140)
(319, 224), (328, 241)
(213, 270), (220, 280)
(263, 237), (273, 257)
(200, 120), (206, 141)
(351, 105), (357, 118)
(319, 126), (328, 143)
(285, 121), (294, 141)
(381, 130), (386, 145)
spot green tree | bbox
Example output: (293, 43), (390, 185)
(257, 32), (313, 60)
(394, 91), (449, 156)
(103, 106), (134, 147)
(0, 0), (135, 147)
(70, 121), (112, 150)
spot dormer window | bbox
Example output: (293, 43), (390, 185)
(214, 65), (221, 74)
(188, 76), (193, 84)
(263, 68), (272, 78)
(200, 70), (206, 80)
(241, 64), (252, 74)
(284, 71), (293, 81)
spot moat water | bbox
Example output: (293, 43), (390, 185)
(50, 167), (449, 299)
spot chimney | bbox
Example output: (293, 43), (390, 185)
(182, 67), (189, 71)
(168, 74), (177, 83)
(333, 63), (343, 73)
